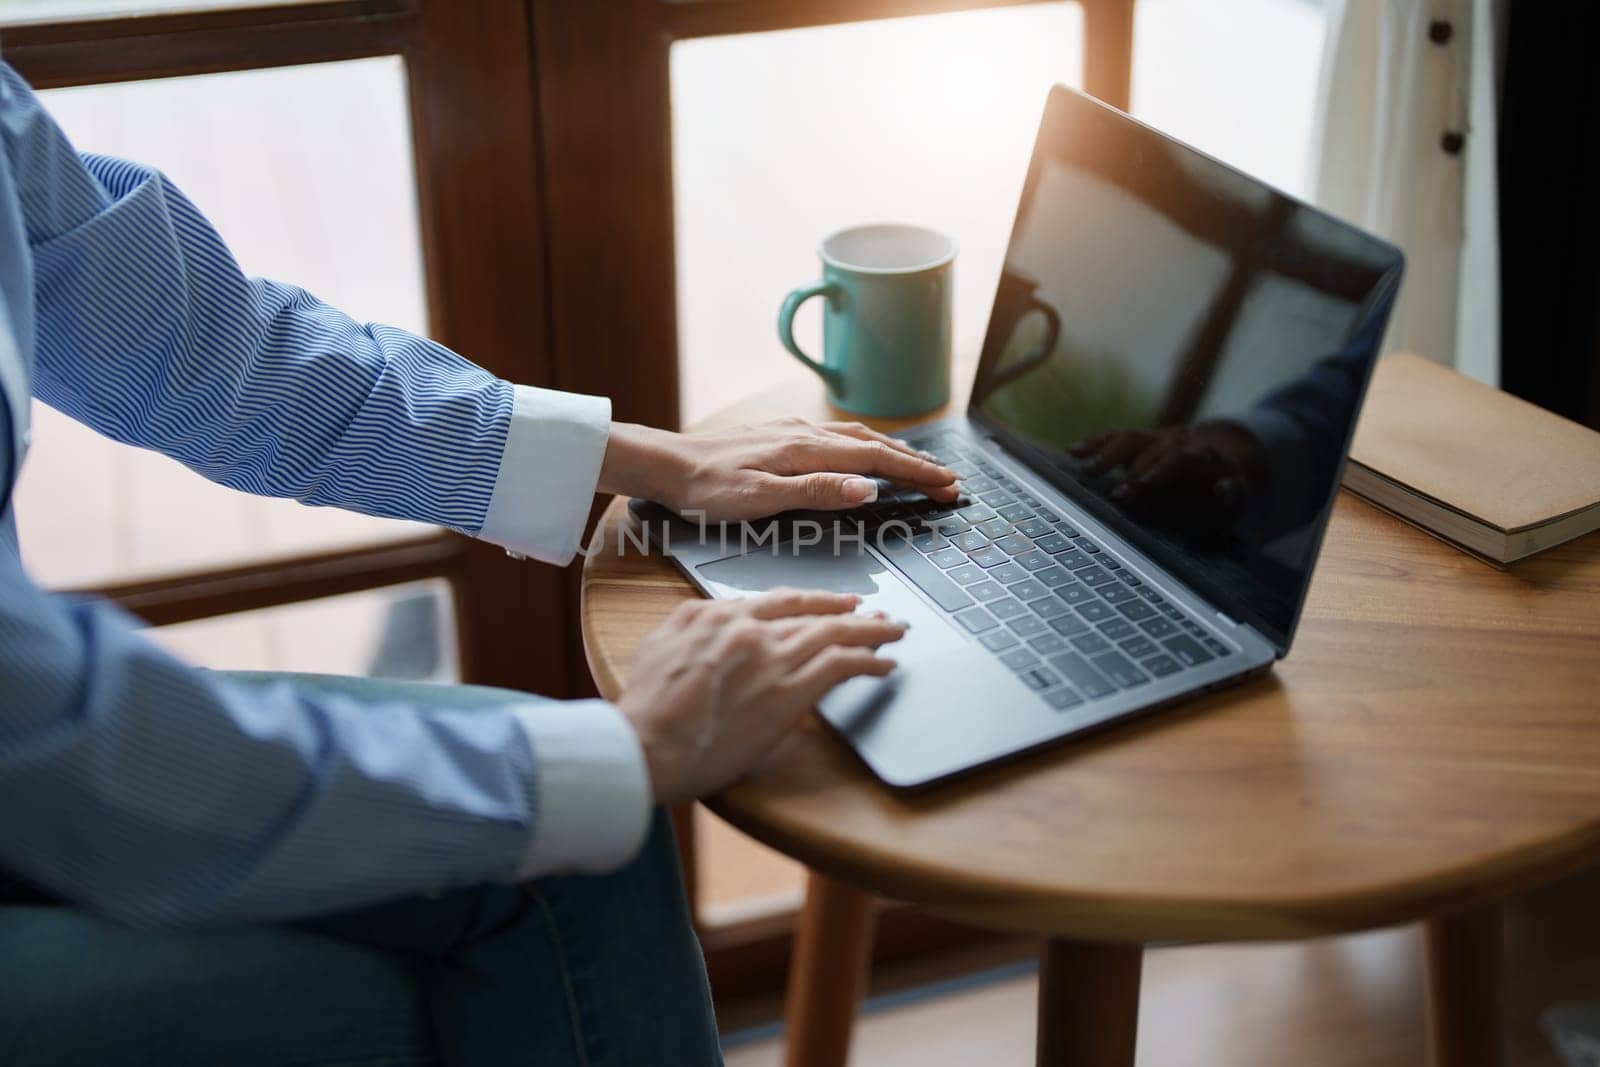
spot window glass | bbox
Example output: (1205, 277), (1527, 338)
(671, 4), (1086, 426)
(151, 580), (459, 682)
(0, 0), (312, 25)
(12, 57), (432, 589)
(1132, 0), (1329, 199)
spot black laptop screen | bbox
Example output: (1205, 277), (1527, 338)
(969, 86), (1403, 653)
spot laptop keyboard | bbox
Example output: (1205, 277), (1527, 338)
(836, 432), (1234, 712)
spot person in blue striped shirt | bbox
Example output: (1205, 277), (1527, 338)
(0, 59), (958, 1066)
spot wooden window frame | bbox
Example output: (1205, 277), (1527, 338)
(5, 0), (1134, 1008)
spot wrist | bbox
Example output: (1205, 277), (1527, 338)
(599, 422), (692, 506)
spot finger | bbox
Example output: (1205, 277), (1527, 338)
(821, 422), (929, 463)
(772, 471), (896, 510)
(741, 586), (860, 620)
(1114, 450), (1189, 506)
(1085, 433), (1152, 476)
(764, 607), (892, 637)
(775, 614), (908, 666)
(1070, 431), (1114, 457)
(784, 646), (898, 706)
(802, 438), (957, 492)
(1126, 437), (1185, 482)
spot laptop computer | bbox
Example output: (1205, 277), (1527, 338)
(632, 84), (1404, 788)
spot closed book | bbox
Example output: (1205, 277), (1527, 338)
(1343, 352), (1600, 565)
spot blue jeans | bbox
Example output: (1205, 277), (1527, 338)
(0, 676), (721, 1067)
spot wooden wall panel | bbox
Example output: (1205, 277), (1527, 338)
(407, 0), (580, 694)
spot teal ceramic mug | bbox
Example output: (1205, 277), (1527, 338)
(777, 223), (954, 418)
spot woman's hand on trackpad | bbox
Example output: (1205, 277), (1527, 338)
(617, 587), (906, 804)
(598, 417), (959, 520)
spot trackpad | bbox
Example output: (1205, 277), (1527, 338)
(695, 543), (968, 662)
(697, 542), (1050, 788)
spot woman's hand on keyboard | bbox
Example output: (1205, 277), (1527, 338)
(598, 416), (958, 520)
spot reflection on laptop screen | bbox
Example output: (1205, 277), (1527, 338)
(970, 86), (1403, 652)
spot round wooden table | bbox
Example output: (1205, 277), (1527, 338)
(580, 375), (1600, 1067)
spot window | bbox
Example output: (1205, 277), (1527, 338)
(672, 4), (1086, 425)
(152, 580), (458, 680)
(13, 57), (430, 590)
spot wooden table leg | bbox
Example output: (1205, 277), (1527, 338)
(1036, 938), (1142, 1067)
(784, 873), (877, 1067)
(1425, 904), (1505, 1067)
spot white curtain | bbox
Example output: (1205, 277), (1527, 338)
(1307, 0), (1499, 384)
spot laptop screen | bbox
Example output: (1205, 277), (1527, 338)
(969, 86), (1403, 654)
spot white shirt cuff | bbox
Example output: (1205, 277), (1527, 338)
(508, 699), (652, 878)
(479, 384), (612, 566)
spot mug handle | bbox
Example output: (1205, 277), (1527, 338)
(778, 282), (843, 389)
(1025, 295), (1062, 365)
(990, 296), (1063, 390)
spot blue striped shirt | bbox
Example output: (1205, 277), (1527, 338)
(0, 60), (650, 926)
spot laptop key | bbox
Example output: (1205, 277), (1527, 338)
(1000, 648), (1040, 671)
(1077, 566), (1115, 587)
(995, 534), (1032, 555)
(1048, 652), (1117, 699)
(1140, 617), (1178, 638)
(996, 502), (1033, 522)
(1030, 597), (1069, 620)
(989, 598), (1028, 621)
(1100, 584), (1136, 604)
(1056, 582), (1094, 605)
(1020, 667), (1060, 691)
(1077, 601), (1114, 623)
(928, 547), (966, 569)
(975, 518), (1012, 540)
(982, 491), (1016, 507)
(1009, 578), (1048, 601)
(1055, 549), (1091, 569)
(1049, 614), (1090, 636)
(1120, 635), (1158, 659)
(1159, 603), (1184, 620)
(1098, 618), (1136, 641)
(1071, 632), (1111, 655)
(1162, 634), (1215, 667)
(979, 630), (1019, 652)
(1015, 550), (1052, 572)
(934, 516), (970, 537)
(958, 503), (997, 523)
(1181, 620), (1206, 637)
(1202, 637), (1232, 657)
(954, 606), (998, 633)
(1008, 616), (1048, 637)
(1083, 543), (1102, 554)
(1116, 600), (1158, 622)
(1034, 532), (1071, 553)
(1122, 574), (1142, 586)
(1142, 653), (1182, 677)
(953, 530), (989, 552)
(969, 545), (1009, 568)
(991, 562), (1029, 584)
(946, 563), (986, 585)
(1029, 633), (1068, 654)
(1090, 650), (1150, 689)
(877, 538), (975, 612)
(967, 580), (1006, 602)
(1015, 517), (1053, 537)
(1044, 686), (1085, 710)
(1036, 566), (1072, 588)
(1102, 558), (1122, 570)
